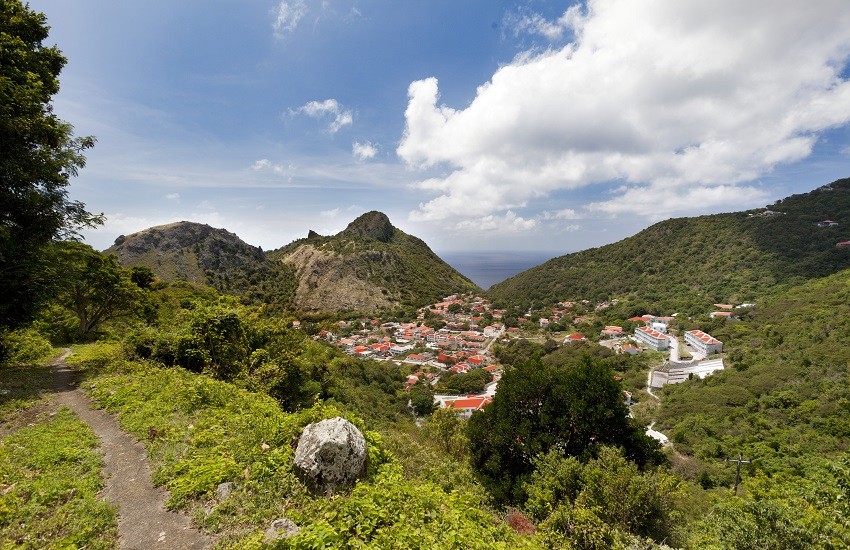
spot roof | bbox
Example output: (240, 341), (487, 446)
(448, 396), (493, 410)
(687, 329), (721, 345)
(637, 326), (667, 339)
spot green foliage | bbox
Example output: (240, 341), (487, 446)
(437, 368), (491, 394)
(489, 178), (850, 311)
(409, 382), (436, 416)
(0, 0), (102, 330)
(0, 408), (117, 549)
(656, 267), (850, 476)
(468, 352), (661, 504)
(52, 241), (145, 337)
(688, 458), (850, 548)
(85, 362), (363, 510)
(0, 326), (52, 366)
(281, 463), (535, 550)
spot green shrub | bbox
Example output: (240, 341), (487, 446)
(0, 327), (53, 366)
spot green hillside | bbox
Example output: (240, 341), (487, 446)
(271, 212), (481, 314)
(656, 265), (850, 477)
(105, 221), (297, 311)
(489, 178), (850, 312)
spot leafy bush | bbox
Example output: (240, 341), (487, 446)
(0, 327), (52, 366)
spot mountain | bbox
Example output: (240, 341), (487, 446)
(489, 177), (850, 312)
(270, 212), (481, 314)
(105, 221), (297, 309)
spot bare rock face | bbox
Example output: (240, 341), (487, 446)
(293, 417), (367, 495)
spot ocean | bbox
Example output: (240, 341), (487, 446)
(440, 251), (561, 290)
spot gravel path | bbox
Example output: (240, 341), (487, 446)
(51, 350), (210, 550)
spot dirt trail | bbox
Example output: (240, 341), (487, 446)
(51, 350), (210, 550)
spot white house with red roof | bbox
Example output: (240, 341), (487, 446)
(438, 395), (493, 418)
(684, 330), (723, 355)
(564, 333), (587, 343)
(634, 326), (670, 351)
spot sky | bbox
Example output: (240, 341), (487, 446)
(30, 0), (850, 255)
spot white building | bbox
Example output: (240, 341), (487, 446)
(685, 329), (723, 355)
(634, 326), (669, 351)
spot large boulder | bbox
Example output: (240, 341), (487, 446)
(293, 417), (367, 495)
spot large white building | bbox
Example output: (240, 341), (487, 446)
(634, 326), (670, 351)
(685, 329), (723, 355)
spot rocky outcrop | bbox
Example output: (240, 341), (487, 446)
(293, 417), (367, 495)
(340, 211), (395, 243)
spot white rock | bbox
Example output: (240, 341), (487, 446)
(293, 417), (367, 495)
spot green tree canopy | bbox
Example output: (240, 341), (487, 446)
(468, 353), (662, 504)
(53, 242), (142, 337)
(0, 0), (101, 329)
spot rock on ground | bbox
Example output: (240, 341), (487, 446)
(293, 417), (367, 495)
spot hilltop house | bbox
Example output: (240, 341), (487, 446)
(684, 329), (723, 355)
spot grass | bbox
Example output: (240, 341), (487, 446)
(0, 348), (118, 549)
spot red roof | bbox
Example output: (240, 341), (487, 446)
(687, 329), (720, 344)
(448, 396), (493, 410)
(637, 326), (667, 339)
(566, 333), (586, 341)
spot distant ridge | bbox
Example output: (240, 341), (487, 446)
(489, 177), (850, 311)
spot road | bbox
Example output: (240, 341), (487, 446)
(667, 334), (680, 362)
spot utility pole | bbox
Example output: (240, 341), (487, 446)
(725, 453), (751, 495)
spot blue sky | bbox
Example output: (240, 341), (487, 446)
(31, 0), (850, 255)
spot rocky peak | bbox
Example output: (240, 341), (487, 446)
(339, 211), (395, 243)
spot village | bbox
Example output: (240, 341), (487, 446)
(291, 292), (741, 429)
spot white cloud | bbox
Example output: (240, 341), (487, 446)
(292, 99), (353, 133)
(165, 193), (180, 200)
(399, 0), (850, 222)
(504, 6), (581, 41)
(455, 211), (537, 233)
(273, 1), (307, 38)
(321, 208), (340, 218)
(352, 140), (378, 161)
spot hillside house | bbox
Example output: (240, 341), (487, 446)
(438, 396), (493, 418)
(818, 220), (839, 227)
(685, 329), (723, 355)
(837, 241), (850, 248)
(601, 326), (624, 338)
(565, 333), (587, 343)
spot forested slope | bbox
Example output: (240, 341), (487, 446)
(489, 178), (850, 312)
(657, 266), (850, 477)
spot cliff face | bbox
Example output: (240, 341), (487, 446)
(271, 212), (481, 314)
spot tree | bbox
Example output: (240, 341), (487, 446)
(409, 382), (436, 416)
(467, 354), (662, 504)
(129, 266), (155, 289)
(53, 242), (142, 337)
(0, 1), (101, 330)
